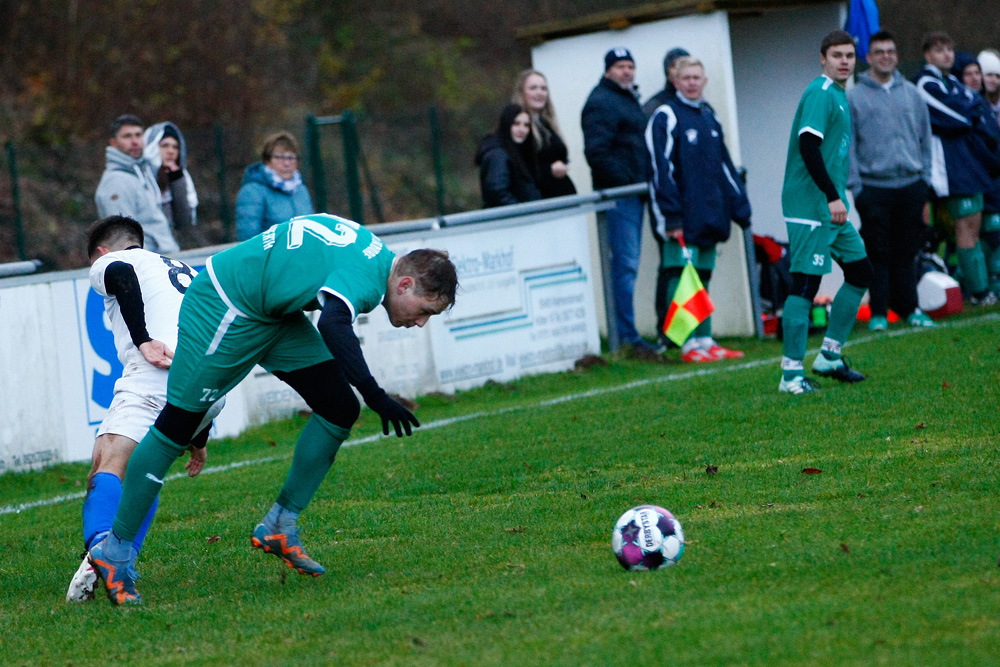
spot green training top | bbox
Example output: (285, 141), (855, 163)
(207, 213), (395, 322)
(781, 75), (852, 225)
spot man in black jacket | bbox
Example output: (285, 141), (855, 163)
(582, 47), (658, 356)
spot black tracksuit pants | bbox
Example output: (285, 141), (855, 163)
(854, 181), (929, 318)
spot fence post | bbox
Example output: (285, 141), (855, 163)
(305, 115), (328, 214)
(595, 208), (620, 352)
(5, 141), (26, 261)
(340, 110), (364, 224)
(213, 122), (234, 241)
(429, 106), (446, 217)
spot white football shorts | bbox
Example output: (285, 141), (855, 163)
(97, 363), (224, 443)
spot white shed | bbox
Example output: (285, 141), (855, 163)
(519, 0), (851, 339)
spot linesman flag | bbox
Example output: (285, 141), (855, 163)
(663, 246), (714, 346)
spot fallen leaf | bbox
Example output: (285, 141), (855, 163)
(942, 381), (951, 389)
(840, 543), (850, 554)
(705, 465), (719, 476)
(802, 467), (823, 475)
(206, 535), (221, 543)
(915, 423), (927, 430)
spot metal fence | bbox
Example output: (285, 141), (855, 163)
(0, 103), (500, 272)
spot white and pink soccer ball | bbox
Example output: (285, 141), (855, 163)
(611, 505), (684, 570)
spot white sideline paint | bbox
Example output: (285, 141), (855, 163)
(2, 313), (996, 517)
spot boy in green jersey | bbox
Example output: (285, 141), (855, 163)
(88, 213), (459, 604)
(779, 30), (874, 395)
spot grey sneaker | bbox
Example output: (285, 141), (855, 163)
(907, 309), (936, 327)
(778, 376), (821, 394)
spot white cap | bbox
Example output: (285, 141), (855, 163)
(978, 50), (1000, 76)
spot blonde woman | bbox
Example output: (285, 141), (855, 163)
(513, 69), (576, 198)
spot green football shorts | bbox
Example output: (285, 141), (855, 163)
(786, 219), (868, 275)
(940, 193), (984, 221)
(166, 272), (333, 412)
(660, 239), (716, 270)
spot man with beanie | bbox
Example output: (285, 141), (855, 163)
(582, 47), (659, 357)
(847, 30), (936, 331)
(914, 32), (997, 305)
(779, 30), (872, 395)
(642, 47), (691, 117)
(979, 50), (1000, 125)
(95, 115), (180, 254)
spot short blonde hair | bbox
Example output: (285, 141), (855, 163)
(668, 56), (704, 82)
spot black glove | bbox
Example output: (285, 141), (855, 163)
(362, 387), (419, 437)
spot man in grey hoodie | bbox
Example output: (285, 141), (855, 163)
(847, 30), (935, 330)
(95, 115), (180, 254)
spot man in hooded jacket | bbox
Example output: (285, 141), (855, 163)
(95, 115), (180, 254)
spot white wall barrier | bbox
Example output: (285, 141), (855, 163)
(0, 206), (601, 473)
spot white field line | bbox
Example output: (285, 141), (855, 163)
(3, 312), (996, 517)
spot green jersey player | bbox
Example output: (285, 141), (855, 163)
(88, 213), (459, 604)
(779, 30), (873, 395)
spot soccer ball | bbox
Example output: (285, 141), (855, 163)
(611, 505), (684, 570)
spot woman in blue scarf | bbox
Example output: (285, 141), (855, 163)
(235, 132), (315, 240)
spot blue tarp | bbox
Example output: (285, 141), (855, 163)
(844, 0), (881, 60)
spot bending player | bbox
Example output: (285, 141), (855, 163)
(779, 30), (873, 394)
(67, 216), (224, 601)
(88, 212), (458, 604)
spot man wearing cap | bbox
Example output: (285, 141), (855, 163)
(96, 114), (180, 254)
(582, 47), (658, 357)
(642, 47), (691, 118)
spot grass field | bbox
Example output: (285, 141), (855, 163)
(2, 311), (999, 666)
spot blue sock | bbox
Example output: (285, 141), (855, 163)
(83, 472), (122, 551)
(132, 494), (159, 555)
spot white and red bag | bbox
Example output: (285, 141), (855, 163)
(917, 271), (963, 319)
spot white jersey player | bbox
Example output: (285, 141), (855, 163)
(67, 215), (224, 602)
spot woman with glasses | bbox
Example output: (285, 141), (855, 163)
(235, 132), (315, 240)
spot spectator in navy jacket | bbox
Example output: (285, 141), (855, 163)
(913, 32), (997, 304)
(582, 47), (659, 357)
(646, 56), (751, 362)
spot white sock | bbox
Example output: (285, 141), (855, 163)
(681, 339), (701, 354)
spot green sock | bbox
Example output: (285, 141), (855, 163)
(956, 245), (989, 295)
(825, 281), (867, 348)
(276, 415), (351, 514)
(782, 295), (811, 375)
(112, 426), (185, 542)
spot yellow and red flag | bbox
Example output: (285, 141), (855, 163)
(663, 261), (714, 346)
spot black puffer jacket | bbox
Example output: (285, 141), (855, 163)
(475, 134), (542, 208)
(535, 118), (577, 198)
(582, 77), (651, 189)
